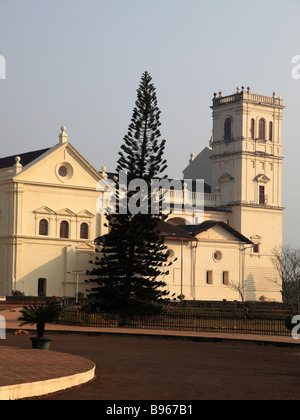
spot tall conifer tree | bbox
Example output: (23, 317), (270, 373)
(87, 72), (173, 318)
(117, 71), (167, 183)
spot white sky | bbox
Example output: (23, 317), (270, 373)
(0, 0), (299, 246)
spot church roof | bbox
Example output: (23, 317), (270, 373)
(95, 219), (196, 245)
(95, 220), (252, 245)
(179, 221), (253, 244)
(155, 220), (196, 242)
(0, 148), (51, 169)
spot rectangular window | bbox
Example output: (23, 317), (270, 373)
(259, 186), (265, 205)
(38, 278), (47, 297)
(223, 271), (229, 286)
(253, 244), (260, 254)
(206, 271), (213, 285)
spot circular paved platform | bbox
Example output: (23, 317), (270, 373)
(0, 347), (96, 400)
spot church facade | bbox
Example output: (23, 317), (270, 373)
(0, 88), (284, 302)
(0, 128), (107, 297)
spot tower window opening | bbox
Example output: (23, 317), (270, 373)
(269, 122), (273, 142)
(251, 119), (255, 139)
(259, 119), (266, 140)
(224, 118), (232, 140)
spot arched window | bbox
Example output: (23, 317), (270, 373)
(224, 118), (232, 140)
(80, 223), (89, 239)
(259, 119), (266, 140)
(250, 119), (255, 139)
(269, 122), (273, 141)
(39, 219), (48, 236)
(60, 221), (69, 239)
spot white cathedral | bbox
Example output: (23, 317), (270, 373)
(0, 87), (284, 302)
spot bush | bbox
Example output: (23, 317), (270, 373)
(285, 315), (296, 331)
(10, 290), (25, 297)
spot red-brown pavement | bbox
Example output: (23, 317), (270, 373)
(1, 306), (300, 400)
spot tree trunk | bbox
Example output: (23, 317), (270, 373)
(37, 323), (45, 338)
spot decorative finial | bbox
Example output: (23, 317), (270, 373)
(189, 153), (195, 163)
(59, 126), (68, 144)
(14, 156), (23, 175)
(100, 166), (108, 180)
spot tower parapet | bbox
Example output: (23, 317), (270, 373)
(212, 87), (284, 108)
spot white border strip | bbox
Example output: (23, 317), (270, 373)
(0, 365), (96, 400)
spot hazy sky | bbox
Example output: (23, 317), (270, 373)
(0, 0), (299, 246)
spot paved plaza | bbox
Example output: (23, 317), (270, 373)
(1, 332), (300, 400)
(1, 306), (300, 400)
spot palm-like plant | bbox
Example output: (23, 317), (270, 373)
(18, 303), (62, 338)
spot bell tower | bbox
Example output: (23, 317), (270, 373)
(210, 87), (285, 301)
(211, 86), (284, 207)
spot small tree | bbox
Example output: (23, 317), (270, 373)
(271, 245), (300, 315)
(227, 281), (246, 306)
(87, 72), (173, 320)
(18, 303), (62, 338)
